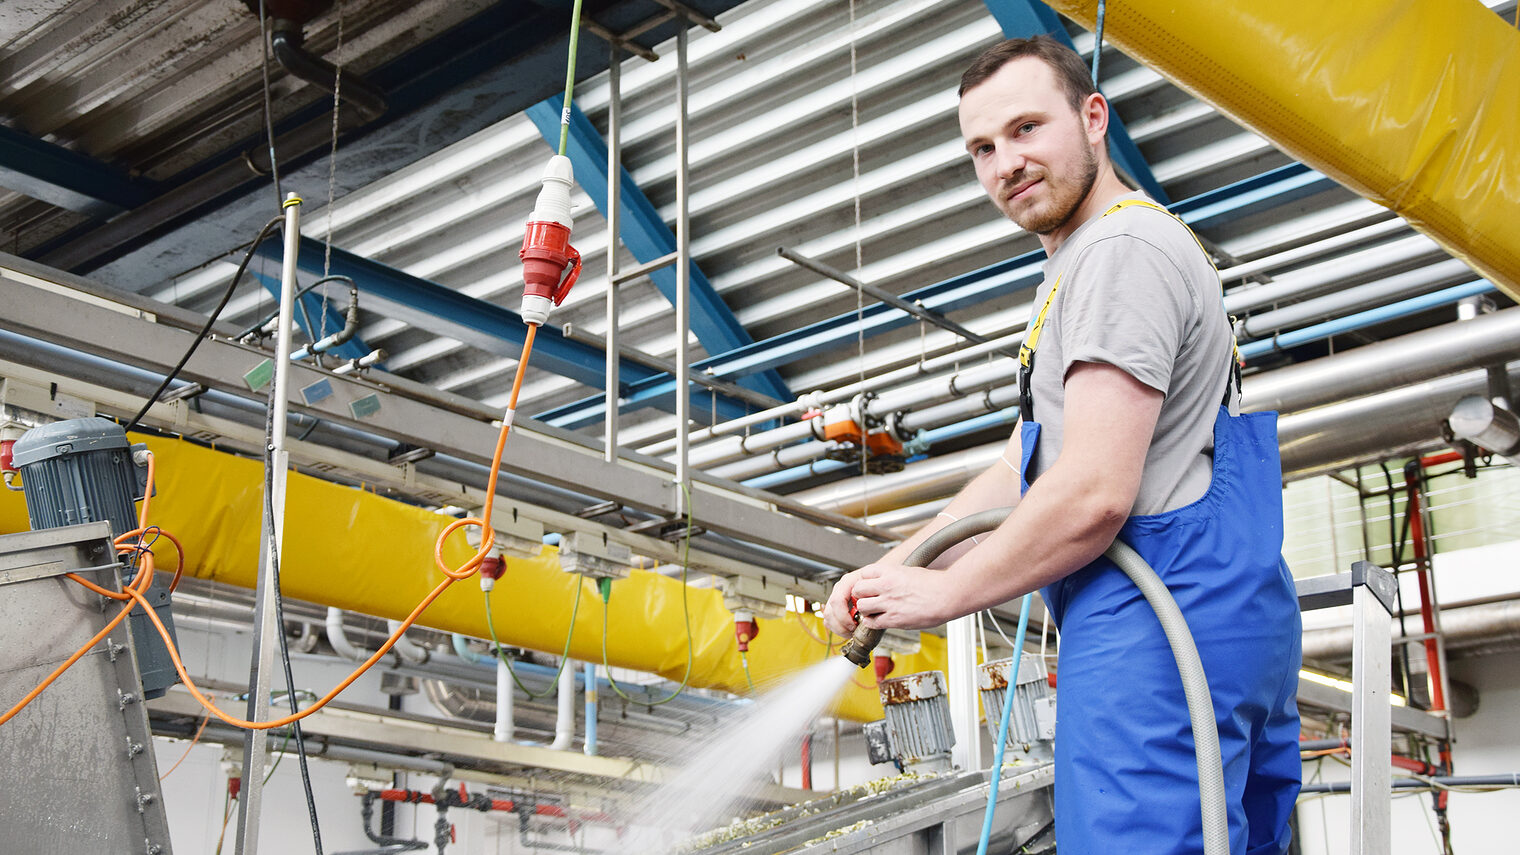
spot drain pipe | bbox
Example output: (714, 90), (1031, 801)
(387, 620), (430, 664)
(584, 662), (598, 756)
(327, 607), (395, 664)
(268, 18), (387, 122)
(495, 658), (515, 743)
(550, 658), (576, 751)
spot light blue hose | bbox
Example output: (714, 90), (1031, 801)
(975, 593), (1032, 855)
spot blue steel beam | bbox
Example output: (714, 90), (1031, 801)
(980, 0), (1168, 204)
(0, 125), (155, 217)
(248, 270), (373, 362)
(251, 236), (756, 422)
(536, 162), (1340, 430)
(524, 100), (792, 403)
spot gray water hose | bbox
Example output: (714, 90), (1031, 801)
(843, 508), (1229, 855)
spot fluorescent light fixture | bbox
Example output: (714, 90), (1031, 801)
(1300, 668), (1406, 707)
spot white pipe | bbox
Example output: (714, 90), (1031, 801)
(494, 658), (515, 743)
(638, 329), (1028, 457)
(1237, 258), (1472, 339)
(387, 619), (430, 664)
(325, 607), (368, 661)
(550, 658), (577, 751)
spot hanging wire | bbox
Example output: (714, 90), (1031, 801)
(600, 484), (696, 706)
(1091, 0), (1108, 85)
(257, 0), (283, 209)
(319, 0), (347, 342)
(847, 0), (870, 519)
(484, 580), (584, 699)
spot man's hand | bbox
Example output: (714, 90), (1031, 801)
(823, 562), (957, 636)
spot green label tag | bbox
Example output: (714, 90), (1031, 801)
(349, 393), (382, 419)
(243, 359), (274, 392)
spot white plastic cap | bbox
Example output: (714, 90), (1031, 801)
(530, 155), (575, 230)
(521, 294), (553, 327)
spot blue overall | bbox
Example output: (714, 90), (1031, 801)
(1019, 411), (1301, 853)
(1015, 201), (1301, 853)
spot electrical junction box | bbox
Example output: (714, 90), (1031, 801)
(1, 377), (94, 424)
(719, 574), (788, 619)
(465, 506), (546, 560)
(557, 529), (633, 580)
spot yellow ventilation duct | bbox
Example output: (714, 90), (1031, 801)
(0, 432), (947, 722)
(1046, 0), (1520, 297)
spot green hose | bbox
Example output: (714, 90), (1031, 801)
(557, 0), (586, 156)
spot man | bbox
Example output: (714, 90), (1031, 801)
(823, 36), (1301, 854)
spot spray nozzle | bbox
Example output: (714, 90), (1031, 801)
(840, 596), (884, 667)
(520, 155), (581, 327)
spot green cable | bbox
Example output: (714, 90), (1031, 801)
(600, 483), (696, 706)
(557, 0), (586, 157)
(740, 651), (755, 692)
(263, 726), (296, 784)
(484, 577), (584, 700)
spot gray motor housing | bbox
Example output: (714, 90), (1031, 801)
(13, 417), (179, 699)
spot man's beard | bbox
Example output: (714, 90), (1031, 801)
(1006, 144), (1099, 236)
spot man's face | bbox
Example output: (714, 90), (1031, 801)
(959, 57), (1099, 236)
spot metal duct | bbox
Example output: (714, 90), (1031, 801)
(793, 445), (1001, 517)
(1302, 599), (1520, 663)
(1225, 234), (1445, 316)
(1243, 309), (1520, 415)
(1447, 396), (1520, 464)
(1278, 363), (1520, 480)
(1216, 217), (1407, 283)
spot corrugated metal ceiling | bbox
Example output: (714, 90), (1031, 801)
(5, 0), (1517, 510)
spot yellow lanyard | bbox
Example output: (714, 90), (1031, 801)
(1017, 199), (1239, 422)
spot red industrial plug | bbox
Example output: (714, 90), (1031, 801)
(873, 653), (895, 685)
(733, 610), (760, 653)
(479, 555), (506, 592)
(0, 439), (14, 473)
(519, 155), (582, 326)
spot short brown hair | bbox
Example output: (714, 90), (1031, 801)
(958, 35), (1096, 114)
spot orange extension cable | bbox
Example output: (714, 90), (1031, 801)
(0, 324), (541, 733)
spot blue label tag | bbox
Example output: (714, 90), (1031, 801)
(301, 379), (334, 405)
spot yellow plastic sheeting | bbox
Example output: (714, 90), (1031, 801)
(1046, 0), (1520, 298)
(0, 432), (938, 721)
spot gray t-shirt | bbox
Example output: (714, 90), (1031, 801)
(1023, 192), (1234, 515)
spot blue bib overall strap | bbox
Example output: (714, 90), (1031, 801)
(1015, 199), (1300, 854)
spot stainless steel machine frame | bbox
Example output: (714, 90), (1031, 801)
(0, 522), (174, 854)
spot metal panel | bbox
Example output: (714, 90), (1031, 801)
(0, 266), (888, 570)
(1349, 561), (1392, 855)
(0, 523), (174, 855)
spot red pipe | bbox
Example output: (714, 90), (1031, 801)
(1419, 450), (1463, 468)
(800, 733), (813, 790)
(1403, 468), (1447, 714)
